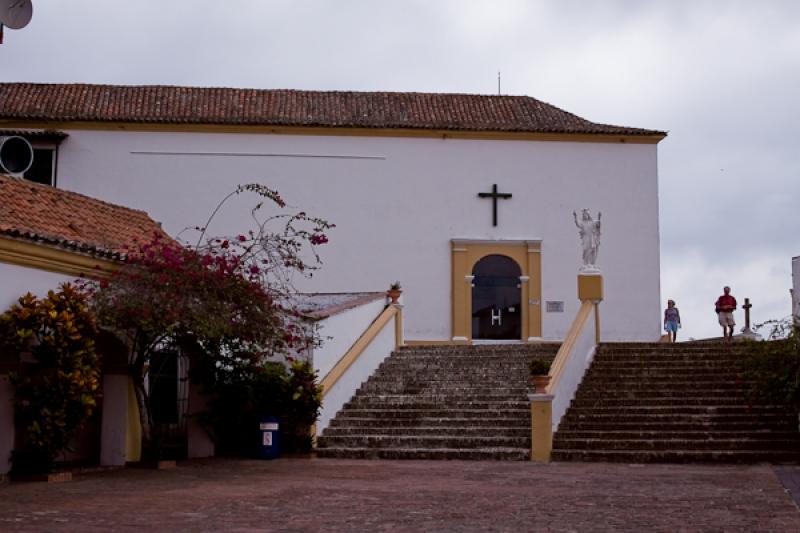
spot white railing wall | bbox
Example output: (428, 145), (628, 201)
(312, 297), (387, 380)
(314, 303), (402, 435)
(549, 307), (597, 431)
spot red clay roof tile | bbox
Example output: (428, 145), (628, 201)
(0, 174), (165, 259)
(0, 83), (665, 137)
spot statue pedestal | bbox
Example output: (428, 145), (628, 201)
(578, 271), (603, 302)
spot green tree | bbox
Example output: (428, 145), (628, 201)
(0, 284), (102, 474)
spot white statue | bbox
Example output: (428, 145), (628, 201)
(573, 209), (601, 270)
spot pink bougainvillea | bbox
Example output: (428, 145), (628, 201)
(82, 183), (333, 455)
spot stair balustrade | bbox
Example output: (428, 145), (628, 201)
(530, 273), (602, 462)
(315, 303), (404, 436)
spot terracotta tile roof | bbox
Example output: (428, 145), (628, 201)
(292, 292), (387, 320)
(0, 174), (165, 260)
(0, 129), (68, 141)
(0, 83), (665, 137)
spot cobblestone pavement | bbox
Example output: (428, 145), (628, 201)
(1, 459), (798, 532)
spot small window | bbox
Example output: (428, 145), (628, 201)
(24, 148), (56, 186)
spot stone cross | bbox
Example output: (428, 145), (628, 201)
(742, 298), (754, 335)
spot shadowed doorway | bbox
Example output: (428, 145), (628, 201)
(471, 254), (522, 340)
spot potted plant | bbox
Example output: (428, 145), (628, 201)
(528, 358), (552, 393)
(387, 281), (402, 304)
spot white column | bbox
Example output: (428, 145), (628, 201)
(100, 374), (129, 466)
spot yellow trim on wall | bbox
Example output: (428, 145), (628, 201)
(125, 377), (142, 462)
(450, 240), (542, 342)
(0, 236), (117, 277)
(0, 120), (666, 144)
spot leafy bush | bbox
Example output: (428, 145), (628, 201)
(740, 318), (800, 411)
(528, 358), (552, 375)
(281, 361), (323, 453)
(0, 284), (101, 474)
(201, 360), (322, 456)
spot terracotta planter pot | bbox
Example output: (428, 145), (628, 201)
(387, 289), (402, 304)
(529, 375), (551, 394)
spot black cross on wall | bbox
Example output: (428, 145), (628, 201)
(477, 184), (512, 226)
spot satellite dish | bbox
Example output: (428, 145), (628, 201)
(0, 0), (33, 30)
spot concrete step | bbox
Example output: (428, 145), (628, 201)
(557, 413), (796, 428)
(366, 375), (528, 383)
(318, 434), (529, 450)
(595, 348), (744, 356)
(334, 408), (530, 419)
(344, 399), (530, 410)
(323, 426), (530, 437)
(329, 416), (530, 428)
(575, 382), (750, 393)
(357, 384), (530, 395)
(567, 397), (759, 408)
(550, 449), (800, 464)
(352, 392), (530, 402)
(554, 429), (800, 440)
(560, 405), (790, 416)
(598, 344), (743, 350)
(557, 419), (798, 431)
(373, 367), (530, 376)
(584, 368), (742, 377)
(315, 447), (530, 461)
(551, 437), (800, 451)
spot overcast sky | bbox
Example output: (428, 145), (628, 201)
(1, 0), (798, 340)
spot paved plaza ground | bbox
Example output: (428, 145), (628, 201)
(1, 458), (799, 532)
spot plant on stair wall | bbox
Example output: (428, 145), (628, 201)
(82, 184), (333, 460)
(740, 318), (800, 412)
(0, 284), (101, 475)
(528, 358), (551, 376)
(528, 357), (552, 393)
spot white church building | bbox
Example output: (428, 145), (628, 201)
(0, 82), (666, 345)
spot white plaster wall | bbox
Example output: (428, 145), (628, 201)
(312, 298), (388, 381)
(0, 263), (74, 311)
(316, 318), (396, 434)
(55, 130), (661, 342)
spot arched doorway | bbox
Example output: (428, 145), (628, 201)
(471, 254), (522, 340)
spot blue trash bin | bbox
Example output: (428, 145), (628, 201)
(257, 416), (280, 459)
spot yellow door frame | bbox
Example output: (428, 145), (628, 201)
(451, 239), (542, 343)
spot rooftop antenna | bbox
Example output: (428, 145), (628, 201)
(497, 71), (501, 95)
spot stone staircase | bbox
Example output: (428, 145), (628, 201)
(316, 344), (559, 460)
(552, 342), (800, 463)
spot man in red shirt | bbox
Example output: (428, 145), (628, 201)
(715, 286), (737, 340)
